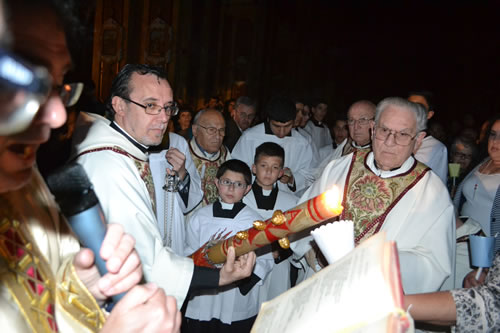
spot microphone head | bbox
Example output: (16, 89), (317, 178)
(46, 162), (99, 217)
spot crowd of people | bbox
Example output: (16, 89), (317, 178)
(1, 0), (500, 332)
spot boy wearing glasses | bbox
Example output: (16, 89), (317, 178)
(184, 159), (273, 332)
(243, 142), (298, 302)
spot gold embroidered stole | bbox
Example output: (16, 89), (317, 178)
(77, 146), (157, 213)
(189, 144), (228, 206)
(0, 176), (105, 332)
(340, 150), (429, 245)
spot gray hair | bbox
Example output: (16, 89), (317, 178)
(235, 96), (256, 109)
(192, 108), (222, 125)
(375, 97), (427, 133)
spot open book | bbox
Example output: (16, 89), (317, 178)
(251, 232), (414, 333)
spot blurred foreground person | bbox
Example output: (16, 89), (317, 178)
(0, 0), (181, 331)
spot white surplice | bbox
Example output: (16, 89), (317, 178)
(304, 119), (333, 150)
(149, 133), (203, 256)
(72, 112), (194, 308)
(414, 135), (448, 184)
(184, 203), (274, 324)
(292, 151), (456, 294)
(232, 123), (316, 196)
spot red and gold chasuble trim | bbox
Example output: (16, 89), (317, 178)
(189, 144), (228, 206)
(77, 146), (157, 213)
(340, 150), (430, 245)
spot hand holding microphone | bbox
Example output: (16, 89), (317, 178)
(47, 163), (142, 307)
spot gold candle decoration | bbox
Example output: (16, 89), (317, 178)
(278, 237), (290, 249)
(191, 186), (344, 267)
(270, 210), (286, 225)
(253, 220), (267, 231)
(236, 231), (249, 240)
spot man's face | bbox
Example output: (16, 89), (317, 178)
(300, 105), (311, 128)
(233, 104), (255, 131)
(372, 106), (424, 171)
(252, 155), (283, 190)
(312, 103), (327, 122)
(192, 110), (225, 153)
(269, 119), (293, 138)
(215, 170), (250, 204)
(451, 143), (473, 172)
(114, 73), (173, 146)
(488, 120), (500, 163)
(208, 98), (218, 109)
(0, 8), (70, 192)
(347, 104), (374, 146)
(333, 120), (348, 144)
(294, 102), (304, 128)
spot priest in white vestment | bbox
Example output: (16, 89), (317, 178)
(72, 65), (255, 309)
(315, 100), (376, 178)
(292, 97), (455, 294)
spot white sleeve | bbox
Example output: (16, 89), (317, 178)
(78, 151), (194, 308)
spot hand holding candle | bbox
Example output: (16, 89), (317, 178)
(191, 186), (344, 268)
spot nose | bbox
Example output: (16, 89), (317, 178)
(34, 93), (67, 129)
(384, 132), (397, 146)
(158, 109), (170, 123)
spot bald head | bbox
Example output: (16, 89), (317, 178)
(347, 100), (376, 146)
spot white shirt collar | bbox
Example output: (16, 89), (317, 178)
(352, 140), (371, 149)
(366, 152), (415, 178)
(220, 201), (235, 210)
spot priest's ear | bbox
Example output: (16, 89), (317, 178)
(112, 96), (127, 117)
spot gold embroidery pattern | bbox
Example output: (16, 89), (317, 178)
(341, 150), (429, 244)
(0, 217), (58, 332)
(190, 144), (228, 206)
(56, 262), (106, 331)
(133, 159), (157, 213)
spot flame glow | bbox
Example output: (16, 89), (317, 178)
(323, 185), (343, 213)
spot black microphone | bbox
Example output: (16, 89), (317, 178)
(47, 162), (125, 308)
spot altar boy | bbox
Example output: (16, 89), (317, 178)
(243, 142), (298, 302)
(184, 160), (274, 332)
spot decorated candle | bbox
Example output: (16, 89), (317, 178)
(191, 186), (343, 268)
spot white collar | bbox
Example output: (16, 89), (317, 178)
(220, 201), (234, 210)
(352, 140), (371, 149)
(366, 152), (415, 178)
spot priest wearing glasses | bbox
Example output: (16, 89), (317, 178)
(292, 97), (455, 294)
(72, 64), (255, 310)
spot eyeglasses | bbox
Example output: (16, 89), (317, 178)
(218, 178), (247, 189)
(489, 131), (500, 141)
(59, 82), (84, 107)
(0, 49), (84, 135)
(197, 124), (225, 136)
(347, 117), (373, 126)
(121, 96), (179, 116)
(374, 126), (418, 146)
(453, 152), (473, 160)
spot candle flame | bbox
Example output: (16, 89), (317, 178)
(323, 185), (343, 213)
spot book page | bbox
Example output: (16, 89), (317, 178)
(252, 233), (411, 333)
